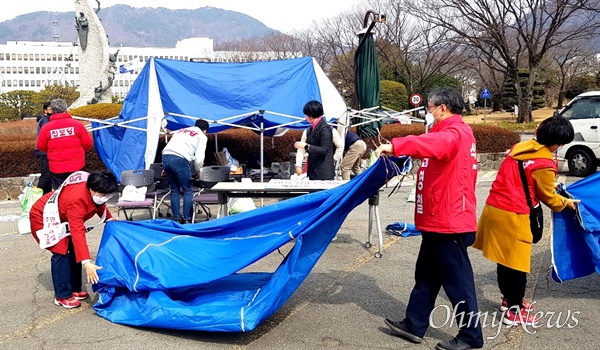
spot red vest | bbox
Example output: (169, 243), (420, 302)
(486, 155), (557, 214)
(391, 116), (478, 233)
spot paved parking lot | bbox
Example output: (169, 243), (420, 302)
(0, 169), (598, 349)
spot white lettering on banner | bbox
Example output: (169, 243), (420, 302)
(416, 193), (423, 214)
(470, 143), (477, 160)
(50, 127), (75, 139)
(422, 158), (429, 168)
(417, 169), (425, 191)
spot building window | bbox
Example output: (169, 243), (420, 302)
(37, 80), (41, 86)
(24, 80), (29, 87)
(46, 54), (51, 61)
(41, 67), (46, 74)
(18, 67), (22, 74)
(29, 54), (33, 60)
(0, 53), (4, 60)
(12, 67), (17, 73)
(36, 67), (40, 74)
(41, 54), (45, 61)
(24, 67), (28, 74)
(19, 80), (23, 87)
(0, 67), (4, 74)
(74, 54), (78, 61)
(11, 53), (16, 60)
(7, 80), (11, 87)
(18, 54), (22, 60)
(35, 54), (39, 61)
(24, 54), (28, 61)
(52, 54), (57, 61)
(1, 81), (4, 86)
(76, 67), (79, 74)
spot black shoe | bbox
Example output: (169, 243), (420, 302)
(383, 318), (423, 344)
(436, 337), (481, 350)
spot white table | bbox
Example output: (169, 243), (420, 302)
(210, 179), (384, 257)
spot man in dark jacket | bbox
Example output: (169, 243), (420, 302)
(293, 100), (335, 180)
(36, 99), (93, 189)
(34, 102), (53, 194)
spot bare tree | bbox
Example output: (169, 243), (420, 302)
(549, 40), (598, 108)
(405, 0), (600, 122)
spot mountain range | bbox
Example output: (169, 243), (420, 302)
(0, 5), (279, 47)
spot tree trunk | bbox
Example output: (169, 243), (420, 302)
(515, 71), (534, 123)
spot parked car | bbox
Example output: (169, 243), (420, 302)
(555, 91), (600, 177)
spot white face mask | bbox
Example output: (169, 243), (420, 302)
(92, 194), (112, 205)
(425, 105), (442, 126)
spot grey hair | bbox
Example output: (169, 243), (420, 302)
(428, 87), (464, 114)
(50, 99), (68, 113)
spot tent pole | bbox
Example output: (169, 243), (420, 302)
(259, 110), (265, 183)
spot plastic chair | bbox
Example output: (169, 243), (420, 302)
(116, 170), (156, 220)
(192, 166), (231, 222)
(148, 163), (171, 218)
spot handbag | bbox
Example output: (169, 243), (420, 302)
(517, 160), (543, 244)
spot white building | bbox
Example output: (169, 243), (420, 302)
(0, 38), (300, 99)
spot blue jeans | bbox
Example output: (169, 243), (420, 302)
(50, 238), (82, 299)
(162, 154), (194, 221)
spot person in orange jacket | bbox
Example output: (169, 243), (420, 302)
(30, 170), (118, 309)
(375, 87), (483, 350)
(36, 98), (93, 189)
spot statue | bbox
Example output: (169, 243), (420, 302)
(75, 12), (89, 51)
(108, 49), (120, 73)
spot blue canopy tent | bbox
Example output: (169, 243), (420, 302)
(91, 57), (348, 180)
(552, 171), (600, 282)
(92, 158), (401, 331)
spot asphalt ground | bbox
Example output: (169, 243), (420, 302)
(0, 168), (598, 350)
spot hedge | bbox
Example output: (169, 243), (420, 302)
(0, 122), (520, 178)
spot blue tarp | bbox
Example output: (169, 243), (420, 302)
(92, 158), (400, 331)
(552, 171), (600, 282)
(92, 57), (347, 180)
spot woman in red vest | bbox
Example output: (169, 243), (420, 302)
(30, 170), (118, 309)
(474, 116), (579, 326)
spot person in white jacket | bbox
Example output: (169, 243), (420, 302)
(162, 119), (209, 224)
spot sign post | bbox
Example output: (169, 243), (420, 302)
(480, 88), (492, 124)
(409, 93), (422, 120)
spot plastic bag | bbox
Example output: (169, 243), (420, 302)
(367, 150), (377, 168)
(228, 197), (256, 214)
(223, 147), (240, 171)
(18, 183), (43, 234)
(120, 185), (147, 202)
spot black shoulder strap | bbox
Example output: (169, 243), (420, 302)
(517, 160), (534, 209)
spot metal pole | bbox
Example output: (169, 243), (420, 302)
(483, 98), (487, 124)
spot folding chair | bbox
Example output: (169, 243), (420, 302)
(192, 166), (231, 222)
(116, 170), (156, 220)
(148, 163), (171, 218)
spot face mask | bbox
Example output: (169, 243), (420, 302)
(425, 106), (441, 126)
(92, 194), (112, 205)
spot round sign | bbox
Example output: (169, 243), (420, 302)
(410, 93), (422, 106)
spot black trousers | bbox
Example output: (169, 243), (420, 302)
(497, 263), (527, 309)
(35, 154), (53, 194)
(404, 231), (483, 347)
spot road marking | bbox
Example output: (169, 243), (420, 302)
(0, 304), (88, 345)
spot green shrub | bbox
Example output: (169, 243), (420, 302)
(70, 103), (123, 120)
(0, 121), (520, 177)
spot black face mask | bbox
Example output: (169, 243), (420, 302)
(45, 112), (53, 117)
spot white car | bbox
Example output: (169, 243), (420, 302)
(555, 91), (600, 177)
